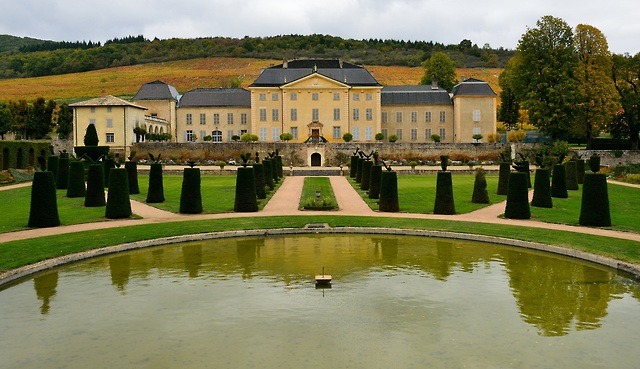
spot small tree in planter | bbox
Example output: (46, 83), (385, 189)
(66, 160), (86, 198)
(430, 133), (441, 143)
(375, 132), (385, 141)
(263, 158), (274, 190)
(369, 152), (382, 199)
(408, 161), (418, 172)
(342, 132), (353, 142)
(234, 153), (258, 212)
(472, 133), (483, 144)
(253, 153), (267, 200)
(531, 168), (553, 208)
(504, 172), (531, 219)
(103, 154), (116, 188)
(146, 153), (165, 203)
(471, 168), (490, 204)
(46, 154), (59, 182)
(84, 159), (106, 207)
(179, 161), (203, 214)
(551, 164), (568, 198)
(28, 169), (60, 228)
(579, 171), (611, 227)
(231, 134), (240, 142)
(356, 157), (365, 184)
(56, 152), (70, 189)
(565, 160), (579, 190)
(388, 134), (399, 143)
(279, 132), (293, 142)
(379, 160), (399, 212)
(124, 152), (140, 195)
(105, 162), (132, 219)
(349, 148), (359, 179)
(576, 158), (586, 184)
(360, 151), (374, 191)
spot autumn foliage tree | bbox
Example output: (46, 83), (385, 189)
(420, 51), (458, 91)
(611, 53), (640, 150)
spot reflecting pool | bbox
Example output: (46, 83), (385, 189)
(1, 234), (639, 368)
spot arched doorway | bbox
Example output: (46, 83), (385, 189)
(16, 148), (24, 169)
(2, 148), (10, 170)
(310, 153), (322, 167)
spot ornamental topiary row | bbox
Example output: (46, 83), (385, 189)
(66, 160), (86, 198)
(179, 167), (203, 214)
(565, 160), (579, 190)
(105, 168), (131, 219)
(379, 170), (399, 212)
(434, 171), (455, 214)
(368, 164), (382, 199)
(84, 163), (106, 207)
(531, 168), (552, 208)
(253, 163), (267, 199)
(234, 166), (258, 212)
(504, 172), (530, 219)
(28, 171), (60, 228)
(125, 161), (140, 195)
(471, 168), (490, 204)
(263, 158), (274, 190)
(360, 160), (373, 191)
(56, 156), (70, 189)
(146, 163), (165, 203)
(350, 155), (358, 178)
(551, 164), (568, 198)
(497, 162), (510, 195)
(579, 173), (611, 227)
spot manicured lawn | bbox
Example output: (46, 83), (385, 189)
(0, 186), (108, 233)
(299, 177), (337, 209)
(351, 173), (506, 214)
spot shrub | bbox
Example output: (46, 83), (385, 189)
(388, 134), (399, 143)
(276, 155), (284, 179)
(103, 157), (115, 187)
(231, 135), (240, 142)
(105, 168), (132, 219)
(46, 155), (59, 180)
(379, 170), (399, 212)
(507, 130), (526, 142)
(368, 164), (382, 199)
(66, 160), (86, 198)
(146, 163), (165, 203)
(240, 133), (259, 142)
(270, 157), (279, 183)
(430, 133), (441, 143)
(56, 157), (70, 189)
(303, 196), (336, 210)
(576, 159), (585, 184)
(531, 168), (553, 208)
(408, 161), (418, 170)
(472, 133), (483, 142)
(471, 168), (490, 204)
(360, 160), (373, 191)
(440, 155), (449, 171)
(179, 168), (203, 214)
(504, 172), (531, 219)
(579, 173), (611, 227)
(513, 160), (531, 188)
(84, 163), (106, 207)
(565, 160), (579, 190)
(253, 163), (267, 199)
(28, 171), (60, 228)
(434, 171), (456, 214)
(589, 154), (601, 173)
(375, 132), (385, 141)
(279, 132), (293, 141)
(234, 166), (258, 212)
(263, 158), (274, 190)
(551, 164), (568, 198)
(349, 155), (358, 178)
(84, 123), (99, 146)
(342, 132), (353, 142)
(125, 161), (140, 194)
(355, 158), (365, 184)
(497, 162), (510, 195)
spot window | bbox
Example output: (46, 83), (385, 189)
(106, 119), (113, 128)
(200, 130), (206, 140)
(90, 107), (96, 113)
(353, 108), (360, 121)
(211, 130), (222, 142)
(473, 127), (481, 135)
(333, 92), (340, 101)
(186, 113), (192, 125)
(272, 109), (279, 121)
(241, 113), (247, 125)
(272, 127), (280, 141)
(106, 107), (112, 113)
(411, 128), (418, 140)
(291, 127), (298, 140)
(259, 93), (266, 101)
(411, 112), (417, 123)
(333, 108), (340, 121)
(213, 113), (219, 125)
(185, 130), (194, 142)
(440, 111), (446, 122)
(365, 93), (372, 101)
(473, 109), (481, 122)
(312, 108), (319, 121)
(259, 108), (267, 122)
(272, 93), (279, 101)
(425, 128), (432, 140)
(365, 108), (373, 121)
(333, 126), (341, 139)
(200, 113), (206, 125)
(290, 92), (297, 101)
(227, 130), (234, 141)
(312, 92), (319, 101)
(105, 133), (114, 143)
(353, 126), (360, 140)
(381, 129), (388, 139)
(425, 111), (432, 122)
(439, 128), (446, 140)
(291, 108), (298, 121)
(365, 126), (373, 140)
(89, 118), (96, 126)
(396, 112), (403, 123)
(259, 127), (267, 141)
(381, 112), (388, 123)
(353, 93), (360, 101)
(396, 129), (403, 140)
(227, 113), (234, 124)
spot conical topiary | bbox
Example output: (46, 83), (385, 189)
(28, 171), (60, 228)
(56, 156), (70, 189)
(589, 154), (601, 173)
(66, 160), (86, 198)
(355, 158), (365, 184)
(360, 160), (373, 191)
(84, 123), (99, 146)
(565, 160), (579, 190)
(253, 163), (267, 199)
(47, 155), (59, 182)
(471, 168), (490, 204)
(276, 155), (283, 179)
(179, 167), (203, 214)
(434, 171), (455, 214)
(531, 168), (553, 208)
(576, 159), (585, 184)
(125, 161), (140, 194)
(497, 162), (510, 195)
(105, 168), (131, 219)
(146, 163), (165, 203)
(350, 155), (358, 178)
(270, 157), (279, 183)
(368, 164), (382, 199)
(514, 160), (531, 188)
(379, 170), (399, 212)
(504, 172), (531, 219)
(103, 157), (115, 187)
(263, 158), (274, 190)
(84, 163), (106, 207)
(579, 173), (611, 227)
(551, 164), (568, 198)
(234, 166), (258, 212)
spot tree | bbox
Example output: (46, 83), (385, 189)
(573, 24), (620, 147)
(611, 52), (640, 150)
(498, 58), (520, 130)
(240, 133), (258, 142)
(420, 51), (457, 91)
(29, 98), (56, 139)
(9, 100), (29, 138)
(56, 102), (73, 139)
(511, 16), (579, 139)
(375, 132), (385, 141)
(342, 132), (353, 142)
(0, 103), (13, 139)
(279, 132), (293, 141)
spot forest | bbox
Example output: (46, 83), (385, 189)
(0, 34), (514, 79)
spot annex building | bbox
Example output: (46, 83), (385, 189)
(71, 59), (496, 153)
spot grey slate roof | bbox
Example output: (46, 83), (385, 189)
(249, 59), (381, 87)
(381, 85), (452, 105)
(132, 80), (180, 101)
(452, 78), (497, 97)
(178, 88), (250, 107)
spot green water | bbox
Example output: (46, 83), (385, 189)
(1, 234), (639, 368)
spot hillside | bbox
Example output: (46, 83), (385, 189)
(0, 57), (502, 102)
(0, 34), (45, 53)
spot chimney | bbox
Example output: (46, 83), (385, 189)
(101, 89), (107, 97)
(283, 59), (288, 69)
(339, 58), (343, 68)
(431, 80), (438, 90)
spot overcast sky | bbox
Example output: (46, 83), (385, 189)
(1, 0), (638, 54)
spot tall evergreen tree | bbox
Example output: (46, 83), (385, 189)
(56, 102), (74, 139)
(498, 58), (520, 130)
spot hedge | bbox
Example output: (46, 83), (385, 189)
(56, 157), (70, 189)
(471, 168), (490, 204)
(146, 163), (165, 203)
(368, 164), (382, 199)
(360, 160), (373, 191)
(379, 170), (399, 212)
(551, 164), (568, 198)
(105, 168), (132, 219)
(253, 163), (267, 199)
(565, 160), (579, 190)
(125, 161), (140, 195)
(28, 171), (60, 228)
(0, 141), (50, 170)
(434, 171), (456, 214)
(530, 168), (553, 208)
(234, 166), (258, 212)
(497, 162), (510, 195)
(504, 172), (531, 219)
(579, 173), (611, 227)
(84, 163), (106, 207)
(66, 160), (86, 198)
(179, 167), (203, 214)
(349, 155), (358, 178)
